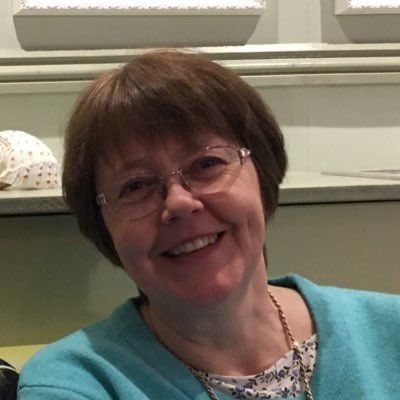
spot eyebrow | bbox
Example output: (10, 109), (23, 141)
(113, 138), (229, 175)
(115, 158), (154, 175)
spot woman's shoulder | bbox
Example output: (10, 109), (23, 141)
(18, 298), (147, 397)
(18, 297), (201, 400)
(270, 274), (400, 327)
(271, 274), (399, 303)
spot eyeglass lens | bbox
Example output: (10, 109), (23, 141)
(103, 146), (247, 220)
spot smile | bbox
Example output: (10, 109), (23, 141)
(166, 234), (220, 256)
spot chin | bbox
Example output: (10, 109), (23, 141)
(171, 276), (243, 307)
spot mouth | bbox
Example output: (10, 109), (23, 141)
(163, 232), (224, 257)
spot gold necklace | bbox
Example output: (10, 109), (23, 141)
(268, 290), (314, 400)
(149, 290), (314, 400)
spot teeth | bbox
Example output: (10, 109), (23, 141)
(167, 234), (218, 256)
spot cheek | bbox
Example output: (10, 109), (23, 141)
(203, 173), (266, 237)
(111, 228), (158, 292)
(227, 174), (266, 246)
(231, 171), (265, 217)
(102, 213), (156, 269)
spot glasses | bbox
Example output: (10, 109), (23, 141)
(96, 145), (251, 221)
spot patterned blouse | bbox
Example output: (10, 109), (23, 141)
(194, 334), (317, 399)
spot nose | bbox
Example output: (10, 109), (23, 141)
(160, 178), (204, 224)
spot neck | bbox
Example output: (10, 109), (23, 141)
(141, 270), (291, 376)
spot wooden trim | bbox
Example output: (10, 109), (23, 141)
(3, 44), (400, 65)
(2, 54), (400, 86)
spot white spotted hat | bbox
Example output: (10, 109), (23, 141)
(0, 130), (61, 189)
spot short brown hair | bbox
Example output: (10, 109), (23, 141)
(62, 50), (287, 267)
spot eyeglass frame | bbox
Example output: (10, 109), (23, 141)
(96, 144), (251, 220)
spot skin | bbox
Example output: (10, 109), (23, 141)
(96, 132), (314, 375)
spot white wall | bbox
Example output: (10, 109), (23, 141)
(262, 83), (400, 172)
(3, 1), (397, 173)
(0, 1), (19, 49)
(248, 0), (323, 44)
(1, 80), (399, 174)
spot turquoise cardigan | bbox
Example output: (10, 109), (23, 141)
(18, 275), (400, 399)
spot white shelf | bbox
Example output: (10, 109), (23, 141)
(279, 172), (400, 205)
(335, 0), (400, 15)
(0, 188), (65, 215)
(1, 173), (400, 216)
(12, 1), (265, 50)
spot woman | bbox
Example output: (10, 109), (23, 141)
(18, 50), (400, 399)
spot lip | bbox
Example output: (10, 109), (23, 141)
(161, 231), (225, 259)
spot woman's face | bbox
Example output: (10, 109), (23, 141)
(96, 132), (267, 307)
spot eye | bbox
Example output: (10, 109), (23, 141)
(198, 156), (226, 169)
(127, 180), (146, 192)
(184, 155), (227, 181)
(118, 176), (157, 202)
